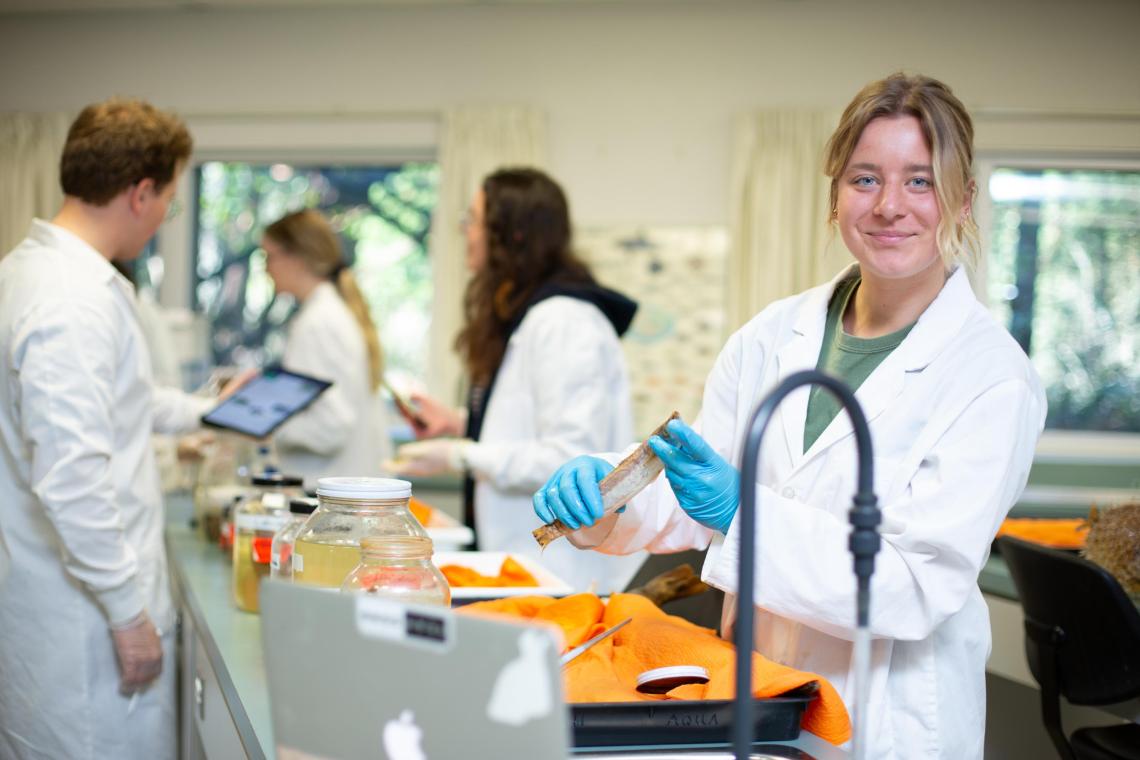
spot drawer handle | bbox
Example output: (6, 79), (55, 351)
(195, 675), (205, 721)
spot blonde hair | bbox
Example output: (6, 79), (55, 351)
(264, 209), (383, 391)
(823, 72), (980, 272)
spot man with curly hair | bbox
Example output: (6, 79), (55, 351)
(0, 98), (229, 759)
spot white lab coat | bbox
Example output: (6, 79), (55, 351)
(465, 296), (646, 593)
(573, 265), (1046, 758)
(273, 281), (391, 487)
(0, 220), (212, 759)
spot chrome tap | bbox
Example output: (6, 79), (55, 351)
(732, 370), (882, 760)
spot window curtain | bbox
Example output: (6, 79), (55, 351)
(727, 110), (843, 331)
(0, 112), (70, 256)
(427, 105), (548, 402)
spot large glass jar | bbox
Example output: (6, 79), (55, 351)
(232, 473), (305, 612)
(292, 477), (425, 590)
(270, 497), (318, 580)
(340, 536), (451, 606)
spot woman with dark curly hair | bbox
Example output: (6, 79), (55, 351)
(389, 168), (645, 593)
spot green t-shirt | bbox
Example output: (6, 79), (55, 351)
(803, 277), (915, 453)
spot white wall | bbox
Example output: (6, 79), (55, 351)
(2, 0), (1139, 228)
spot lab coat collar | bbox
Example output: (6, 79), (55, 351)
(27, 218), (120, 286)
(772, 263), (976, 465)
(297, 280), (339, 314)
(769, 264), (858, 460)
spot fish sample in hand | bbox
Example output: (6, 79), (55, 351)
(532, 412), (680, 548)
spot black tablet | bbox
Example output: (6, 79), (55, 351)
(201, 367), (332, 439)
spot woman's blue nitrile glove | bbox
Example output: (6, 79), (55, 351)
(648, 419), (740, 534)
(532, 456), (614, 531)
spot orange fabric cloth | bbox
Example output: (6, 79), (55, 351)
(440, 557), (540, 588)
(460, 593), (850, 746)
(997, 518), (1088, 549)
(409, 497), (433, 527)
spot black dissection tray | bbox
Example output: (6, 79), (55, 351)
(570, 682), (819, 748)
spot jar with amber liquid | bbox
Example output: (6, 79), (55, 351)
(292, 477), (426, 589)
(232, 473), (304, 612)
(340, 536), (450, 606)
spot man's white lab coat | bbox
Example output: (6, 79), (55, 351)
(465, 296), (646, 593)
(274, 281), (391, 487)
(0, 220), (212, 759)
(574, 265), (1046, 758)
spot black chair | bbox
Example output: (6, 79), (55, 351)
(998, 536), (1140, 759)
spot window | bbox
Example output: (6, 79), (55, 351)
(984, 166), (1140, 433)
(194, 161), (438, 382)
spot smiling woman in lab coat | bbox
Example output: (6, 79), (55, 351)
(389, 168), (646, 593)
(263, 209), (390, 485)
(534, 74), (1046, 758)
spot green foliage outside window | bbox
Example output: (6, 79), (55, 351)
(195, 162), (439, 381)
(987, 168), (1139, 432)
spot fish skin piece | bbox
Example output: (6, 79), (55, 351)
(533, 412), (680, 548)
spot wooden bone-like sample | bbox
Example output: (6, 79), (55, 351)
(532, 411), (680, 548)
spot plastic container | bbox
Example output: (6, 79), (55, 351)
(340, 536), (451, 606)
(233, 474), (305, 612)
(292, 477), (426, 590)
(271, 498), (319, 580)
(635, 665), (711, 694)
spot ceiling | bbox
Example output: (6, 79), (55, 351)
(0, 0), (738, 13)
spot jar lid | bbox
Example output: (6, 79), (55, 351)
(635, 665), (710, 694)
(316, 477), (412, 500)
(289, 498), (318, 515)
(252, 473), (304, 487)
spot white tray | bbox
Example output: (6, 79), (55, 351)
(419, 509), (475, 551)
(433, 551), (573, 600)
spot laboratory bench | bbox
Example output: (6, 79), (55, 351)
(166, 496), (848, 760)
(170, 461), (1140, 759)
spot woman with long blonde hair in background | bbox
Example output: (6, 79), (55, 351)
(263, 209), (390, 486)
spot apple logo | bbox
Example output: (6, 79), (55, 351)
(382, 709), (426, 760)
(486, 629), (553, 726)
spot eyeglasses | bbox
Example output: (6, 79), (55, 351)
(164, 198), (183, 222)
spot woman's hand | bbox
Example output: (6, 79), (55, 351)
(216, 368), (258, 402)
(406, 392), (465, 439)
(648, 419), (740, 534)
(532, 456), (614, 530)
(385, 439), (471, 478)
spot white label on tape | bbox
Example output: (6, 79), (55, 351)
(292, 553), (304, 572)
(261, 493), (287, 509)
(354, 596), (454, 653)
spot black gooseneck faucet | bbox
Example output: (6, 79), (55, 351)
(731, 370), (882, 760)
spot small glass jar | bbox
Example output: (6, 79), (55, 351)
(292, 477), (426, 590)
(233, 473), (305, 612)
(193, 434), (256, 543)
(341, 536), (451, 606)
(270, 497), (319, 580)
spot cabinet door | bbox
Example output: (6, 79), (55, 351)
(191, 631), (248, 758)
